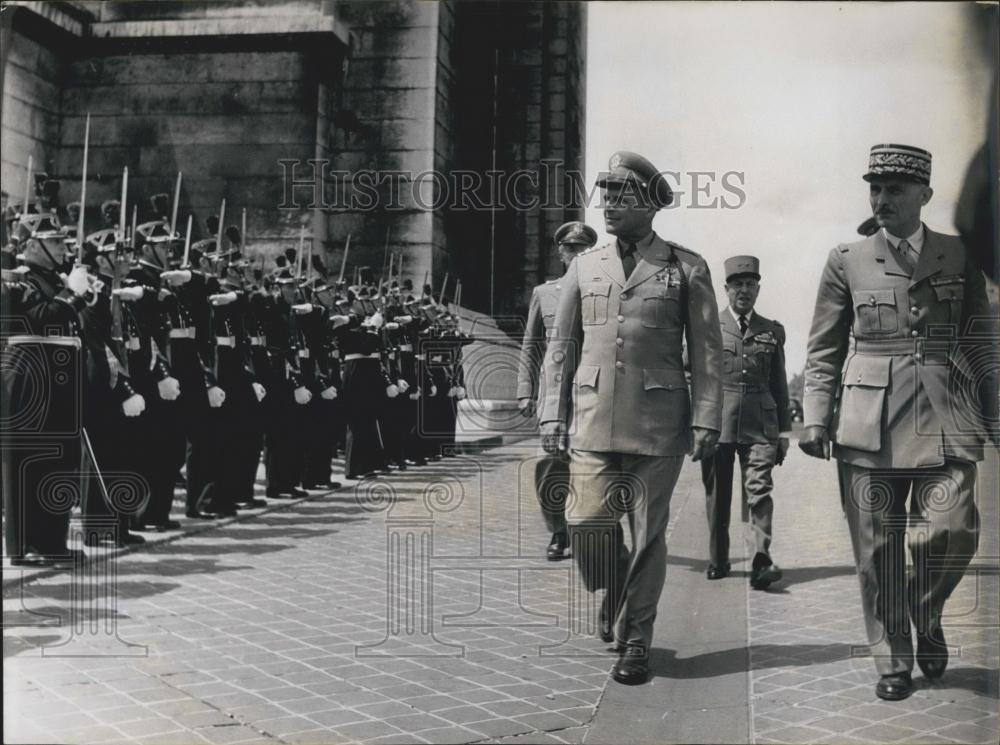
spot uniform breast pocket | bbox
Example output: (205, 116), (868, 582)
(931, 280), (965, 327)
(853, 289), (899, 334)
(581, 283), (611, 326)
(641, 286), (681, 329)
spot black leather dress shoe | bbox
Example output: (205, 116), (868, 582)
(157, 519), (182, 531)
(875, 672), (913, 701)
(185, 511), (219, 520)
(11, 552), (53, 567)
(707, 562), (731, 580)
(236, 498), (268, 509)
(117, 533), (147, 547)
(546, 531), (569, 561)
(750, 559), (783, 590)
(599, 590), (621, 643)
(612, 645), (649, 685)
(917, 624), (948, 680)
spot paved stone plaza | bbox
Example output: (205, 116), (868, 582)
(4, 443), (997, 745)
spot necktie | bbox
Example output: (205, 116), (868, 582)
(621, 242), (637, 280)
(739, 314), (749, 335)
(897, 238), (916, 273)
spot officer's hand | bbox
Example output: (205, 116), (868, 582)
(321, 385), (337, 400)
(776, 436), (790, 466)
(66, 265), (91, 296)
(157, 375), (181, 401)
(518, 397), (536, 418)
(690, 427), (719, 462)
(113, 286), (144, 302)
(252, 382), (267, 402)
(293, 386), (312, 405)
(121, 393), (146, 417)
(396, 315), (413, 325)
(385, 322), (400, 331)
(397, 378), (410, 393)
(430, 385), (438, 397)
(455, 386), (466, 400)
(386, 383), (400, 399)
(209, 292), (237, 306)
(447, 386), (458, 398)
(540, 421), (568, 455)
(798, 425), (830, 460)
(160, 269), (192, 286)
(292, 303), (313, 315)
(207, 385), (226, 408)
(331, 314), (351, 328)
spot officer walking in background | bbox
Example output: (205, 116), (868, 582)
(701, 256), (790, 588)
(540, 151), (723, 685)
(800, 144), (997, 701)
(518, 220), (598, 561)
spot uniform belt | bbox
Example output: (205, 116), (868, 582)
(344, 352), (380, 361)
(853, 338), (929, 355)
(6, 334), (81, 349)
(723, 382), (766, 393)
(249, 336), (266, 346)
(216, 336), (235, 347)
(169, 328), (197, 339)
(398, 344), (413, 352)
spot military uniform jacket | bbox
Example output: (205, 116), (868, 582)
(718, 308), (791, 444)
(517, 277), (563, 410)
(540, 234), (724, 456)
(804, 227), (994, 468)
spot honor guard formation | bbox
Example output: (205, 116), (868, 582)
(2, 154), (472, 571)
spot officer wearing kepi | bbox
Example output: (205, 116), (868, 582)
(800, 144), (997, 701)
(540, 151), (723, 685)
(518, 220), (598, 561)
(701, 256), (790, 588)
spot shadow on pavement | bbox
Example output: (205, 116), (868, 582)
(666, 552), (857, 587)
(648, 642), (855, 679)
(921, 666), (1000, 699)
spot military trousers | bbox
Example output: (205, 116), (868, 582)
(534, 453), (569, 535)
(700, 441), (777, 570)
(567, 449), (685, 651)
(840, 459), (979, 676)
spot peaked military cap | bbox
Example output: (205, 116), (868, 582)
(863, 144), (931, 185)
(554, 221), (598, 247)
(724, 255), (760, 282)
(85, 228), (119, 254)
(15, 212), (61, 242)
(596, 151), (673, 208)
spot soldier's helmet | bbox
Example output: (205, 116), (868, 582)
(135, 220), (175, 249)
(14, 212), (62, 244)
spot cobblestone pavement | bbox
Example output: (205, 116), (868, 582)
(4, 443), (998, 745)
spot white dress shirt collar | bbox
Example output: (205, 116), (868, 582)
(883, 223), (925, 255)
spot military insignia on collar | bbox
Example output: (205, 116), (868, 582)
(930, 275), (965, 286)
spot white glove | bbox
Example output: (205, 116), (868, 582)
(121, 393), (146, 417)
(386, 384), (399, 399)
(113, 286), (144, 301)
(66, 265), (90, 296)
(209, 291), (237, 306)
(409, 392), (420, 400)
(321, 385), (338, 400)
(397, 379), (410, 393)
(157, 376), (181, 401)
(160, 269), (192, 286)
(448, 386), (458, 398)
(456, 386), (466, 400)
(252, 382), (267, 402)
(384, 322), (400, 331)
(331, 314), (351, 328)
(396, 315), (413, 325)
(207, 386), (226, 408)
(369, 311), (384, 329)
(294, 386), (312, 405)
(430, 385), (438, 397)
(292, 303), (314, 315)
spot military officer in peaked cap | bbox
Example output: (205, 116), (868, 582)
(540, 151), (723, 685)
(801, 144), (997, 701)
(518, 220), (598, 561)
(701, 256), (790, 588)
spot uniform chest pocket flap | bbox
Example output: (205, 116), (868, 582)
(581, 282), (612, 325)
(853, 289), (898, 334)
(722, 340), (738, 374)
(575, 364), (600, 389)
(931, 278), (965, 323)
(835, 355), (891, 452)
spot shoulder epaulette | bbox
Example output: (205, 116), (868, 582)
(665, 240), (702, 260)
